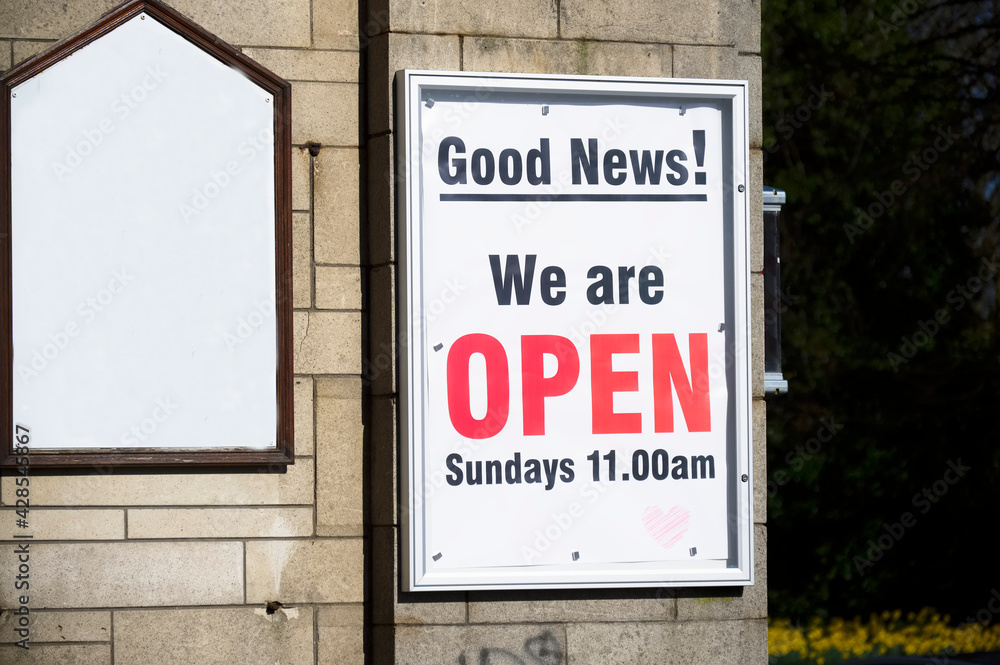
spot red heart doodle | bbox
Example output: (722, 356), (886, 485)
(642, 505), (690, 549)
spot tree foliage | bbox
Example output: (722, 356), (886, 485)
(763, 0), (1000, 621)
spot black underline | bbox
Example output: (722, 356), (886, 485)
(439, 193), (708, 202)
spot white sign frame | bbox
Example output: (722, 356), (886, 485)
(398, 70), (752, 590)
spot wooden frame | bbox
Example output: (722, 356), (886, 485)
(0, 0), (293, 469)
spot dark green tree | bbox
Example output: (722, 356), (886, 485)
(763, 0), (1000, 621)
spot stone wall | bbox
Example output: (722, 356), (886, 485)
(365, 0), (767, 663)
(0, 0), (766, 662)
(1, 1), (364, 662)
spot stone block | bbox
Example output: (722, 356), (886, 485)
(370, 396), (397, 527)
(468, 589), (675, 624)
(753, 398), (766, 523)
(737, 0), (763, 53)
(316, 377), (365, 536)
(1, 458), (313, 506)
(295, 376), (315, 455)
(1, 41), (10, 71)
(246, 538), (364, 603)
(566, 618), (767, 664)
(0, 1), (116, 40)
(314, 0), (359, 50)
(242, 48), (359, 83)
(463, 38), (672, 78)
(0, 542), (242, 608)
(372, 526), (466, 626)
(12, 39), (53, 65)
(750, 149), (764, 273)
(368, 264), (396, 396)
(292, 82), (359, 146)
(169, 0), (311, 48)
(292, 146), (311, 210)
(751, 272), (764, 397)
(368, 33), (461, 135)
(316, 266), (363, 310)
(316, 375), (363, 398)
(366, 133), (395, 265)
(742, 55), (764, 150)
(393, 624), (567, 665)
(0, 610), (109, 643)
(127, 507), (313, 539)
(0, 644), (110, 664)
(561, 0), (759, 51)
(314, 148), (361, 264)
(673, 48), (762, 149)
(389, 0), (558, 40)
(0, 508), (123, 540)
(293, 311), (362, 374)
(318, 605), (365, 665)
(114, 607), (313, 665)
(293, 211), (312, 308)
(676, 525), (767, 620)
(672, 44), (736, 79)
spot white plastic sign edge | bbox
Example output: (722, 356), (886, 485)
(397, 70), (753, 591)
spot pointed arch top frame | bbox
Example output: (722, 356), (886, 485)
(0, 0), (294, 469)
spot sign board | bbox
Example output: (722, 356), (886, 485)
(1, 0), (293, 468)
(398, 71), (753, 590)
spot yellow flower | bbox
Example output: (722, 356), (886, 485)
(768, 609), (1000, 661)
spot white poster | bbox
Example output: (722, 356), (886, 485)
(401, 72), (752, 589)
(8, 14), (277, 451)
